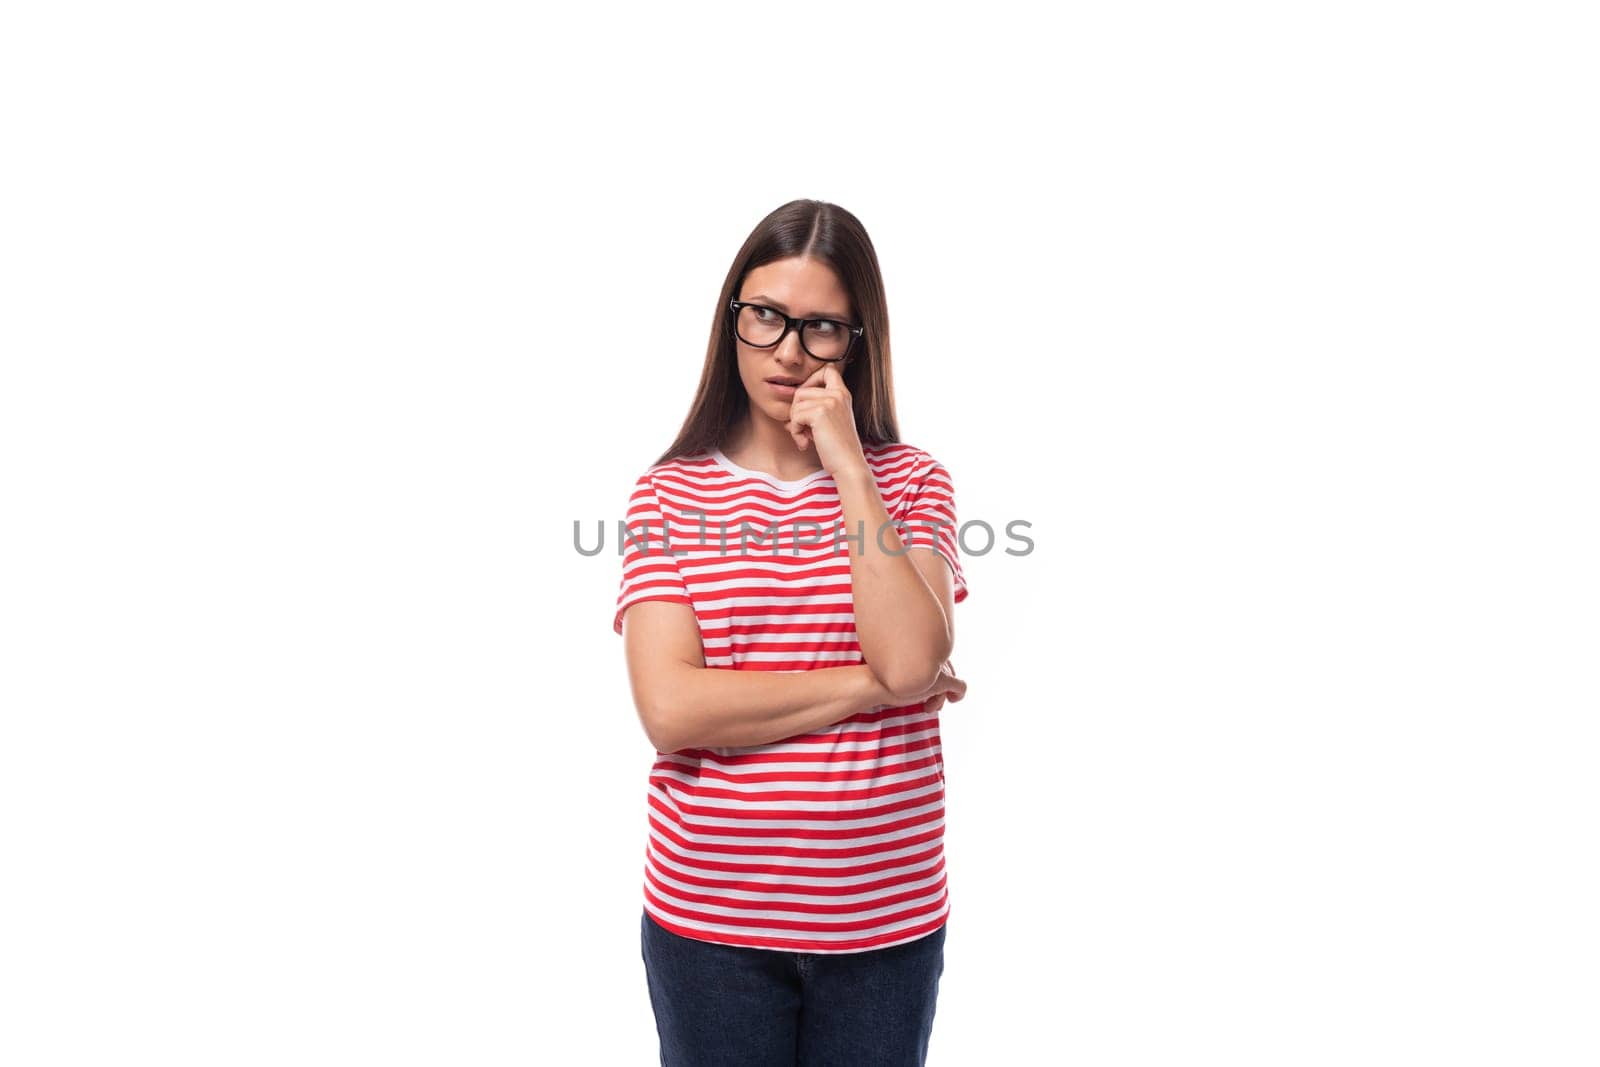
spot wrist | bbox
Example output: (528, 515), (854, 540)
(831, 462), (875, 488)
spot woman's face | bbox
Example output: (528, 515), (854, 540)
(733, 256), (855, 426)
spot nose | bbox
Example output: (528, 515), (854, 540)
(774, 329), (811, 367)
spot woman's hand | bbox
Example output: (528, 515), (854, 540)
(785, 365), (867, 478)
(917, 659), (966, 713)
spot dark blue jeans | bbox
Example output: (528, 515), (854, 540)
(640, 909), (946, 1066)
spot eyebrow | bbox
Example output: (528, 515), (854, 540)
(744, 295), (852, 322)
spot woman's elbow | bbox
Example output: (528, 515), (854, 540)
(643, 714), (686, 754)
(634, 690), (685, 753)
(879, 654), (946, 705)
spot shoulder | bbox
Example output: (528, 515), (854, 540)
(633, 451), (713, 484)
(864, 441), (951, 485)
(629, 452), (722, 505)
(863, 440), (935, 476)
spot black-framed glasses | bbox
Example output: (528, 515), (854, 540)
(729, 299), (863, 363)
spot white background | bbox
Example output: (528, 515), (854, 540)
(3, 2), (1596, 1064)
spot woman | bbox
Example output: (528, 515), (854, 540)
(613, 199), (970, 1066)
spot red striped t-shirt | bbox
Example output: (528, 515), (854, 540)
(613, 441), (968, 954)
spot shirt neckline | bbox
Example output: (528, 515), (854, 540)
(709, 447), (834, 491)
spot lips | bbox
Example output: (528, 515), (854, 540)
(765, 377), (802, 386)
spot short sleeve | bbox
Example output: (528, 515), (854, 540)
(901, 457), (968, 604)
(613, 473), (694, 635)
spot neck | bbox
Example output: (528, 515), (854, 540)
(723, 413), (825, 480)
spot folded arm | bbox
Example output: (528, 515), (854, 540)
(620, 598), (902, 752)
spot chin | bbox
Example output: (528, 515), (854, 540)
(744, 388), (784, 413)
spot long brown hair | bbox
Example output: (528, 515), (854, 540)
(651, 199), (901, 468)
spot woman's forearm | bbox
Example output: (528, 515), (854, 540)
(657, 663), (897, 752)
(832, 464), (951, 698)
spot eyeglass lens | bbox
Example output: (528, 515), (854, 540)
(736, 305), (851, 360)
